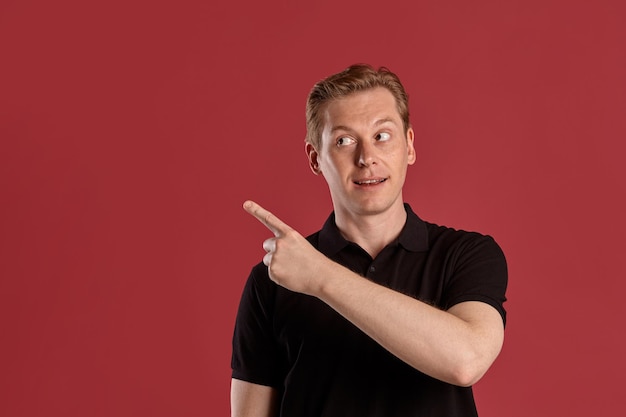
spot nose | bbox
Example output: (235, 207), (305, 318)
(357, 141), (377, 167)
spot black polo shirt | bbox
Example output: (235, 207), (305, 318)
(232, 204), (507, 417)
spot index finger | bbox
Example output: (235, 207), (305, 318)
(243, 200), (291, 236)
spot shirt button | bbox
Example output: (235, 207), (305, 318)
(369, 266), (376, 272)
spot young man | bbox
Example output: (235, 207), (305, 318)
(231, 64), (508, 417)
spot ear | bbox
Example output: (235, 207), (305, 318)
(305, 142), (322, 175)
(406, 127), (416, 165)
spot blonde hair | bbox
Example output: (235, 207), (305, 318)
(305, 64), (410, 149)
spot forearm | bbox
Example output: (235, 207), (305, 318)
(241, 200), (504, 386)
(315, 262), (504, 386)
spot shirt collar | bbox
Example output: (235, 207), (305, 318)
(318, 203), (429, 257)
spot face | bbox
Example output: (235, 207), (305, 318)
(306, 87), (416, 218)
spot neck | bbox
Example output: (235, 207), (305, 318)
(334, 200), (407, 258)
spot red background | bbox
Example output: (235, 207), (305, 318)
(1, 0), (624, 415)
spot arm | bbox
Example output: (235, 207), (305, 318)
(244, 200), (504, 387)
(316, 264), (504, 386)
(231, 379), (279, 417)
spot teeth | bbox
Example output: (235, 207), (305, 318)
(356, 179), (384, 185)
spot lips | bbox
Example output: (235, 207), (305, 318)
(353, 178), (387, 185)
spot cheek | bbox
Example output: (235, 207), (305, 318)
(321, 161), (341, 180)
(322, 151), (349, 171)
(390, 145), (411, 163)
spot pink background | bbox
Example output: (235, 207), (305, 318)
(1, 0), (624, 415)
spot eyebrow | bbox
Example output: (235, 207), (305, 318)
(374, 117), (395, 126)
(330, 117), (397, 133)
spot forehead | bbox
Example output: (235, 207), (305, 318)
(321, 87), (401, 130)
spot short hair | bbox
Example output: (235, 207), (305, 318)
(305, 64), (410, 150)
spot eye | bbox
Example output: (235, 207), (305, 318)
(376, 132), (391, 142)
(337, 136), (356, 146)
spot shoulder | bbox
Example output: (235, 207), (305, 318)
(424, 221), (505, 260)
(421, 221), (508, 323)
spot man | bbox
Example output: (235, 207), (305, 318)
(231, 64), (507, 416)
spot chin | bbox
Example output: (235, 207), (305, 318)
(349, 199), (394, 216)
(332, 190), (403, 217)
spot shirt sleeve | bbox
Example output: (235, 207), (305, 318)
(231, 263), (284, 387)
(442, 233), (508, 326)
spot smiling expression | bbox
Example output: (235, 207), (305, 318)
(306, 87), (416, 217)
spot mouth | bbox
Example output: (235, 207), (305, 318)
(353, 178), (387, 186)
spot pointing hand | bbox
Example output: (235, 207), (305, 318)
(243, 200), (332, 296)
